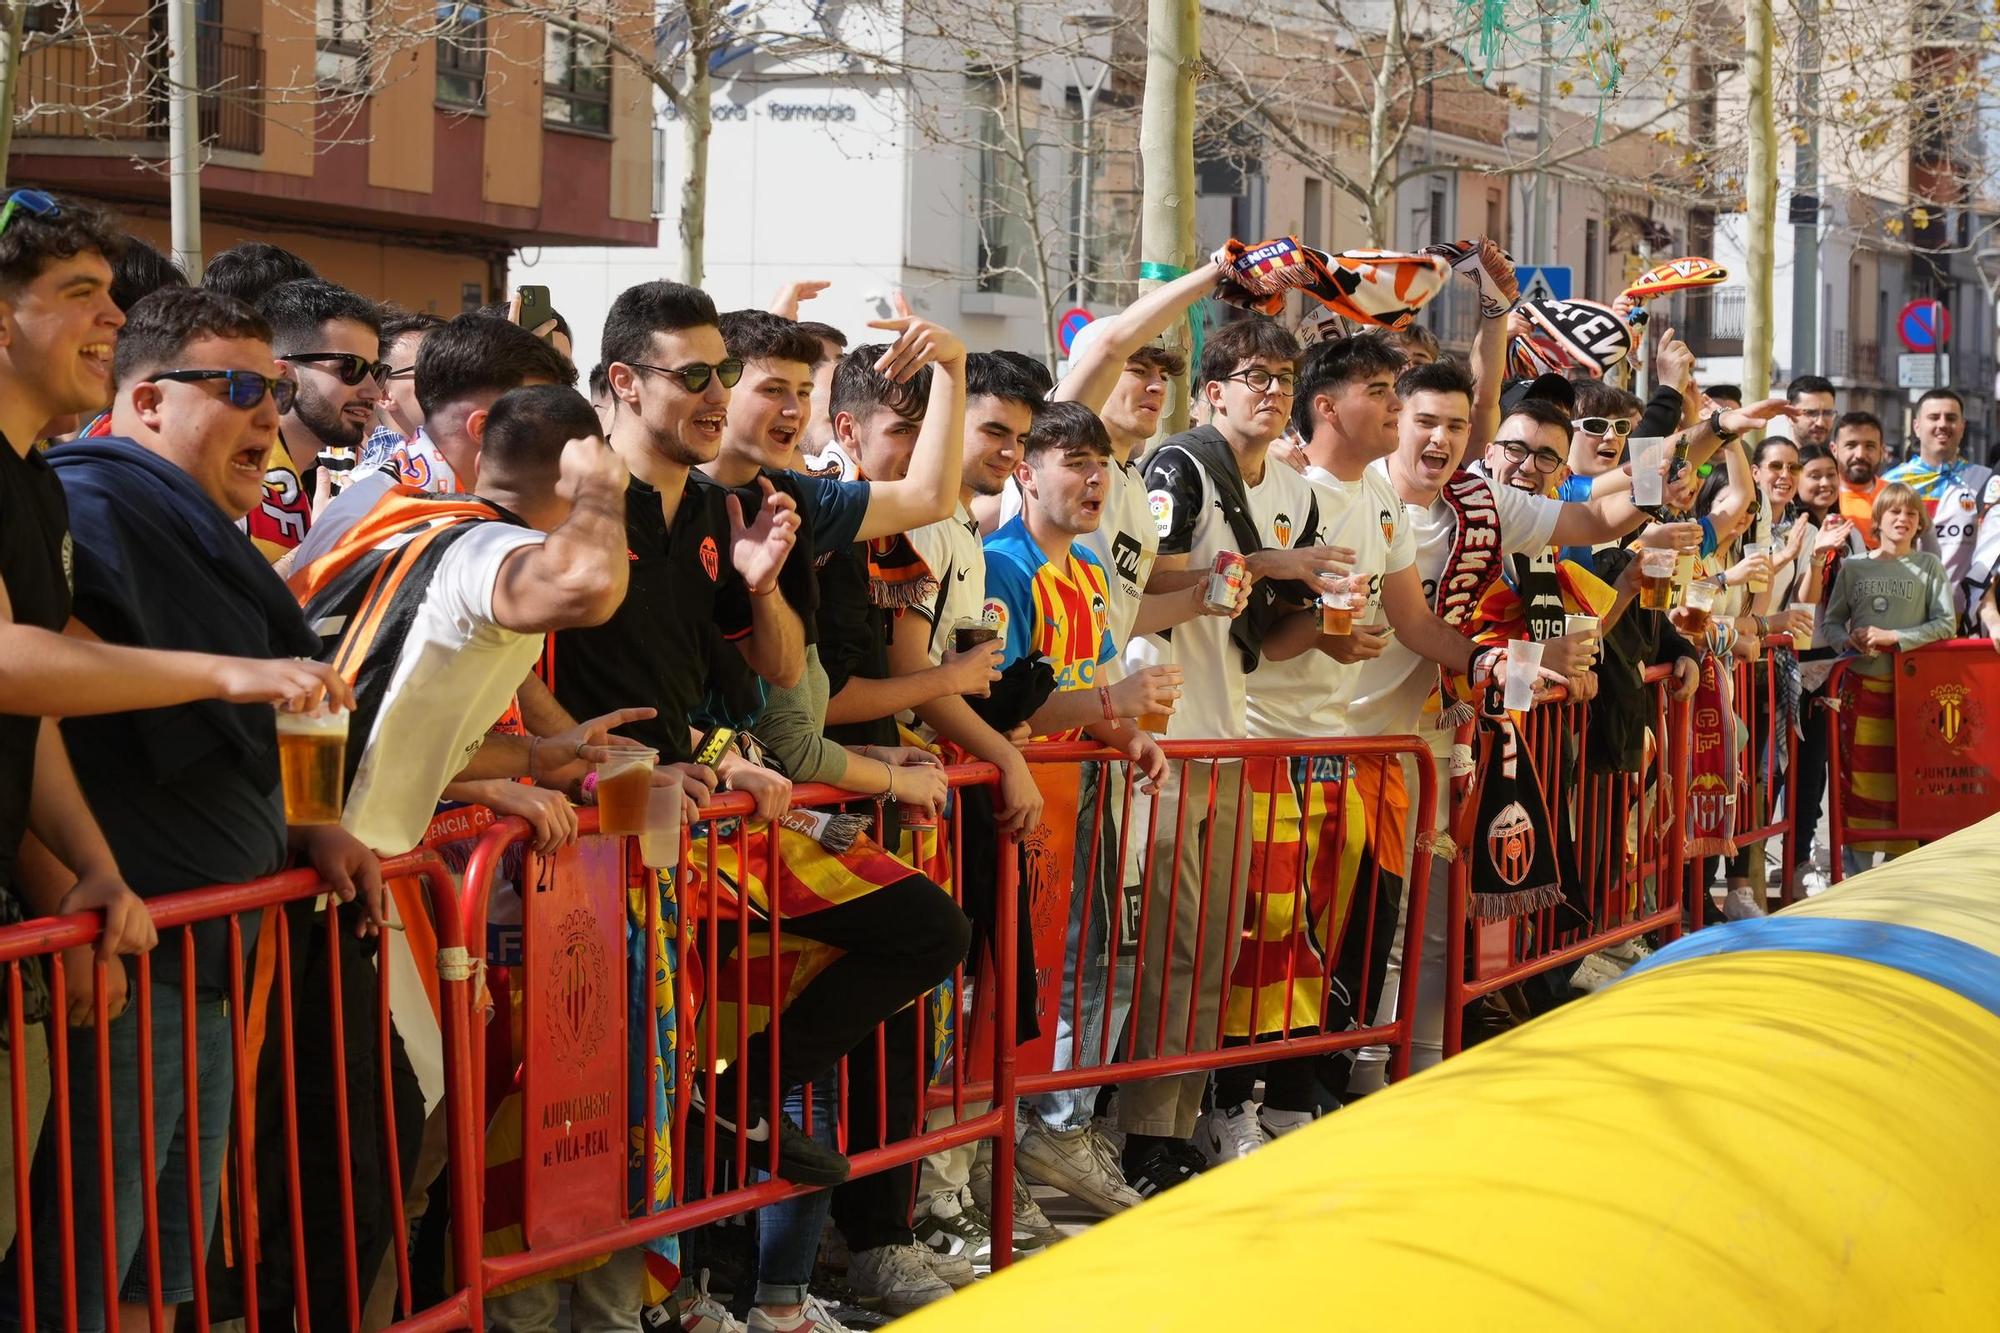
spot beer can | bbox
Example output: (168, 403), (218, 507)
(896, 802), (939, 829)
(1205, 550), (1249, 613)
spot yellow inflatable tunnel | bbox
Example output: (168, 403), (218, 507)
(902, 813), (2000, 1331)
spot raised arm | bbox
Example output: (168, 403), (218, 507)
(1054, 261), (1221, 413)
(854, 319), (968, 541)
(490, 436), (631, 633)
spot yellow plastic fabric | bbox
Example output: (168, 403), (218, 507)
(903, 815), (2000, 1331)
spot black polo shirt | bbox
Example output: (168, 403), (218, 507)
(816, 540), (897, 749)
(0, 435), (72, 897)
(548, 472), (756, 764)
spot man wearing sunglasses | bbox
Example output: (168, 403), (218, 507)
(256, 276), (385, 517)
(20, 286), (380, 1333)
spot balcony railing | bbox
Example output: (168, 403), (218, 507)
(1686, 285), (1745, 357)
(1826, 329), (1882, 383)
(19, 21), (263, 155)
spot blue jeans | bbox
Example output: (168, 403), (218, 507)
(754, 1081), (836, 1306)
(8, 977), (231, 1332)
(1030, 762), (1133, 1132)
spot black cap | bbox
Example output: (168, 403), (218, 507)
(1499, 372), (1576, 417)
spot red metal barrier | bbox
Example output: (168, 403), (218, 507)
(1443, 665), (1691, 1056)
(0, 851), (479, 1332)
(1825, 637), (2000, 878)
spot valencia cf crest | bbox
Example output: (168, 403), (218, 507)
(1485, 801), (1536, 887)
(1378, 508), (1396, 545)
(699, 535), (720, 581)
(1273, 512), (1293, 547)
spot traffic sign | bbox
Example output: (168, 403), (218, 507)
(1516, 266), (1572, 303)
(1898, 299), (1951, 354)
(1058, 307), (1093, 356)
(1897, 352), (1951, 390)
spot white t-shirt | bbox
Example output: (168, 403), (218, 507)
(1247, 464), (1414, 740)
(337, 522), (548, 854)
(903, 502), (987, 665)
(1134, 438), (1324, 742)
(1345, 463), (1563, 754)
(997, 459), (1158, 676)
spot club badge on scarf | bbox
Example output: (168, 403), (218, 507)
(1510, 298), (1634, 380)
(1620, 256), (1728, 303)
(1212, 236), (1449, 330)
(1462, 712), (1564, 921)
(1685, 655), (1738, 856)
(1422, 238), (1520, 319)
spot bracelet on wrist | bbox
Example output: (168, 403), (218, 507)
(1098, 685), (1116, 722)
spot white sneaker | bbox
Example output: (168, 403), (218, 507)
(674, 1272), (747, 1333)
(1723, 886), (1767, 920)
(1194, 1101), (1270, 1165)
(1257, 1106), (1315, 1138)
(1569, 951), (1628, 993)
(1016, 1123), (1143, 1216)
(846, 1243), (953, 1315)
(967, 1158), (1061, 1250)
(747, 1295), (852, 1333)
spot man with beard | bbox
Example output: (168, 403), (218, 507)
(1884, 387), (1995, 620)
(1834, 410), (1890, 547)
(256, 278), (385, 511)
(1785, 374), (1837, 450)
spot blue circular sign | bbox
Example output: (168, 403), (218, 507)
(1898, 299), (1949, 354)
(1058, 307), (1093, 356)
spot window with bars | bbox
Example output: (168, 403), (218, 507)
(544, 20), (610, 132)
(317, 0), (369, 87)
(436, 0), (485, 108)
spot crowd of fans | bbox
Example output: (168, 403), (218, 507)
(1, 187), (1998, 1333)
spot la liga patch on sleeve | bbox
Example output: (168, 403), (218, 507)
(1148, 488), (1174, 538)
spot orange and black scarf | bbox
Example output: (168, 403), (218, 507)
(292, 486), (521, 788)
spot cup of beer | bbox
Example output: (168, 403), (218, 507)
(1637, 547), (1677, 611)
(1682, 577), (1717, 632)
(1319, 575), (1362, 636)
(1629, 439), (1667, 508)
(1744, 541), (1773, 593)
(953, 617), (1000, 655)
(1502, 639), (1543, 712)
(638, 784), (682, 870)
(275, 706), (348, 825)
(595, 745), (658, 837)
(1563, 612), (1601, 647)
(1788, 601), (1816, 648)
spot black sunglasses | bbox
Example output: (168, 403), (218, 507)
(1494, 438), (1565, 473)
(286, 351), (391, 387)
(623, 358), (744, 393)
(151, 369), (298, 412)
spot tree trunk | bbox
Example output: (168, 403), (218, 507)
(1742, 0), (1777, 401)
(1139, 0), (1198, 434)
(1364, 0), (1404, 248)
(677, 0), (713, 287)
(0, 0), (29, 191)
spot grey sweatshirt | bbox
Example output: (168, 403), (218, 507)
(1817, 549), (1956, 678)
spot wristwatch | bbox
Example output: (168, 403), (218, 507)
(1708, 409), (1740, 444)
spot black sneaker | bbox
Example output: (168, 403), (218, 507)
(1121, 1139), (1201, 1199)
(704, 1101), (852, 1187)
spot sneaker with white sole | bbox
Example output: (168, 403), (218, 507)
(1121, 1138), (1201, 1199)
(1723, 885), (1767, 920)
(747, 1295), (851, 1333)
(917, 1186), (992, 1265)
(1257, 1106), (1315, 1139)
(846, 1243), (952, 1315)
(667, 1271), (746, 1333)
(968, 1158), (1060, 1251)
(915, 1243), (976, 1289)
(1016, 1123), (1143, 1216)
(1195, 1101), (1271, 1165)
(1569, 951), (1628, 993)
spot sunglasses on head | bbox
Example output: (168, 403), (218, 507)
(1577, 417), (1634, 437)
(0, 189), (59, 237)
(151, 369), (298, 412)
(286, 351), (391, 387)
(622, 358), (745, 393)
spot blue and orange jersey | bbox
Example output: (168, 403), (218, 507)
(984, 514), (1116, 740)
